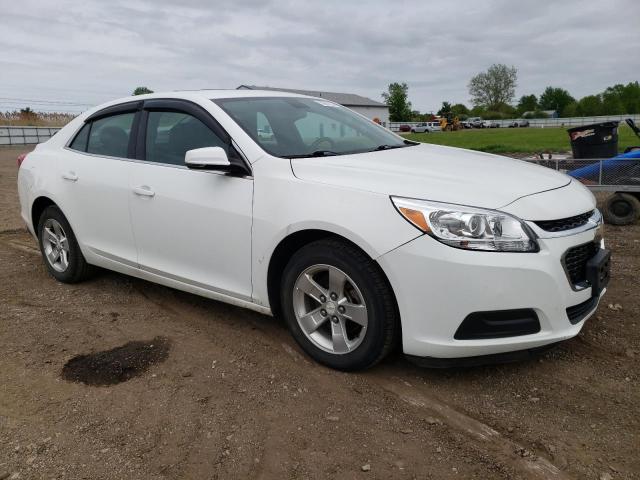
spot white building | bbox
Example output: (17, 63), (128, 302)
(236, 85), (390, 126)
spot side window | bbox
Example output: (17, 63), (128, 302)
(87, 113), (135, 158)
(69, 123), (90, 152)
(145, 111), (227, 165)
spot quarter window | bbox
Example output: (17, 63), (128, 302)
(86, 113), (135, 158)
(145, 111), (228, 165)
(69, 123), (90, 152)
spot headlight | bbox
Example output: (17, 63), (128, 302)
(391, 197), (538, 252)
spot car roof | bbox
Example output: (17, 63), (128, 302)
(179, 89), (315, 100)
(113, 89), (317, 105)
(81, 89), (329, 120)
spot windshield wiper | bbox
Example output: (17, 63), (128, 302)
(286, 150), (339, 159)
(372, 144), (407, 151)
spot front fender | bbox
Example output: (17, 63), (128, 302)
(250, 156), (421, 308)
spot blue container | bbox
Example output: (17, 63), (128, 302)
(568, 150), (640, 185)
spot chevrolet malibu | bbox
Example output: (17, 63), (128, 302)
(17, 90), (611, 370)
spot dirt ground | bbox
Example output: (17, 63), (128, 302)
(0, 145), (638, 480)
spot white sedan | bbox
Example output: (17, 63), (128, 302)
(17, 90), (610, 370)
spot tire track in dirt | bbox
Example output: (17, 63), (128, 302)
(372, 376), (572, 480)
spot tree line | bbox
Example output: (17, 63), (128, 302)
(383, 66), (640, 122)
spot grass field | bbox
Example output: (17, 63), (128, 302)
(403, 125), (639, 154)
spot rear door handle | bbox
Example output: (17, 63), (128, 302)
(62, 171), (78, 182)
(133, 185), (155, 197)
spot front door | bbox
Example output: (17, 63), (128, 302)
(128, 105), (253, 300)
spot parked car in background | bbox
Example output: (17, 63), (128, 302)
(18, 89), (610, 371)
(427, 121), (442, 132)
(483, 120), (500, 128)
(398, 124), (411, 132)
(468, 117), (483, 128)
(508, 120), (530, 128)
(411, 122), (441, 133)
(410, 123), (429, 133)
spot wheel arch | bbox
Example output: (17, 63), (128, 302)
(266, 229), (400, 324)
(31, 196), (58, 237)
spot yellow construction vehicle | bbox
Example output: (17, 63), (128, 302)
(439, 114), (463, 132)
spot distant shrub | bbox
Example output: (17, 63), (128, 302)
(523, 110), (549, 119)
(0, 110), (76, 126)
(482, 111), (508, 120)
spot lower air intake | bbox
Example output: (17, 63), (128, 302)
(454, 309), (540, 340)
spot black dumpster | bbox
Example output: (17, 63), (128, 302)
(567, 122), (619, 159)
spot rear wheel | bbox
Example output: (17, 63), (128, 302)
(37, 206), (93, 283)
(603, 193), (640, 225)
(280, 239), (398, 371)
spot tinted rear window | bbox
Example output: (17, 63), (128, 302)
(86, 113), (135, 158)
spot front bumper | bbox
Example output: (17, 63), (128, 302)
(378, 226), (606, 359)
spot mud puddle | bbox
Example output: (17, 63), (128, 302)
(61, 337), (171, 386)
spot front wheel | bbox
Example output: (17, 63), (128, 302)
(37, 205), (93, 283)
(280, 239), (399, 370)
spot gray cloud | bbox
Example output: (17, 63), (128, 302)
(1, 0), (639, 113)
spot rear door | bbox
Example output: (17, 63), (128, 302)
(58, 103), (140, 266)
(128, 99), (254, 300)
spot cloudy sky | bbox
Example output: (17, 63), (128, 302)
(1, 0), (639, 114)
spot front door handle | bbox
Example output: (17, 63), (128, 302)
(133, 185), (155, 197)
(62, 171), (78, 182)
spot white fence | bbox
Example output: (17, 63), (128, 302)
(496, 114), (640, 129)
(389, 114), (640, 132)
(0, 126), (61, 145)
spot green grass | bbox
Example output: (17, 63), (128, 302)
(403, 125), (639, 154)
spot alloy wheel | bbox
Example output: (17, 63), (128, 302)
(42, 218), (70, 272)
(292, 264), (368, 354)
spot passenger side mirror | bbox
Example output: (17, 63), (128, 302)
(185, 147), (231, 170)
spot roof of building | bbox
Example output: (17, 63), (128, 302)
(237, 85), (387, 108)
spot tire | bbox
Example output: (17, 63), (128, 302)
(37, 205), (93, 283)
(280, 238), (399, 371)
(603, 193), (640, 225)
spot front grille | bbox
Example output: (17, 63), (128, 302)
(534, 210), (593, 232)
(563, 242), (599, 285)
(566, 297), (598, 324)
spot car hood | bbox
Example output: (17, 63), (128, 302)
(290, 143), (570, 209)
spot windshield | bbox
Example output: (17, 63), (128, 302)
(214, 97), (412, 158)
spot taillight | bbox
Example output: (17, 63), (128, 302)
(17, 153), (27, 168)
